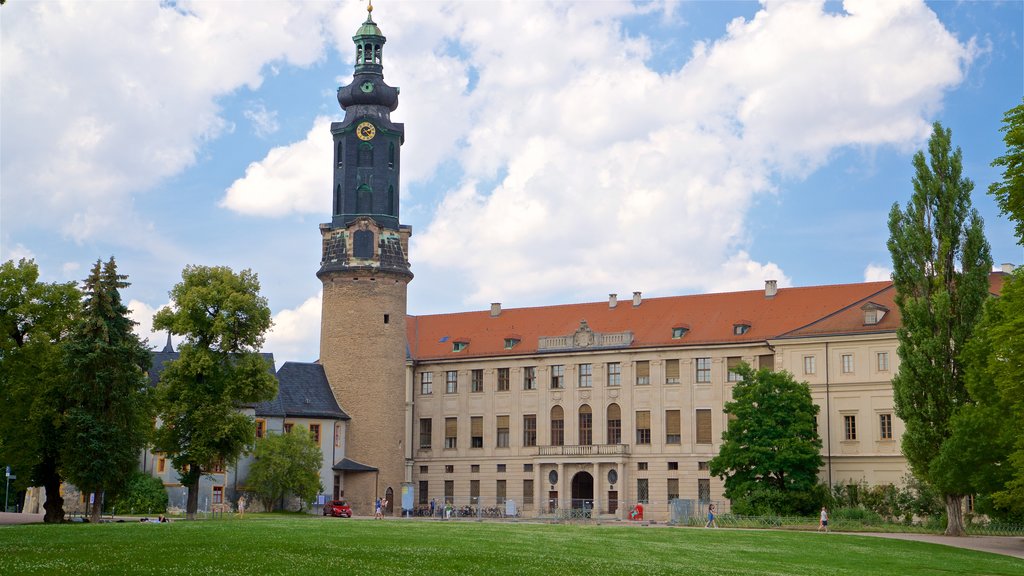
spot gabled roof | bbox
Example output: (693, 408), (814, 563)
(266, 362), (348, 420)
(332, 457), (377, 472)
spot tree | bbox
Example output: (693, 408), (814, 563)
(152, 265), (277, 520)
(247, 427), (323, 512)
(61, 258), (153, 523)
(709, 364), (824, 515)
(887, 121), (993, 536)
(108, 472), (170, 516)
(0, 259), (80, 522)
(989, 99), (1024, 244)
(939, 268), (1024, 520)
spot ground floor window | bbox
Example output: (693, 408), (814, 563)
(523, 480), (534, 506)
(637, 479), (649, 504)
(419, 481), (428, 505)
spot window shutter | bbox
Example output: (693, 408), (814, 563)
(666, 410), (681, 436)
(496, 415), (509, 428)
(696, 409), (712, 444)
(607, 403), (621, 420)
(665, 359), (679, 379)
(471, 416), (483, 436)
(445, 417), (457, 437)
(636, 410), (651, 429)
(636, 361), (650, 377)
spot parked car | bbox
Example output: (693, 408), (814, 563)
(322, 500), (353, 518)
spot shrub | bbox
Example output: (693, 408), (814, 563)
(108, 472), (168, 515)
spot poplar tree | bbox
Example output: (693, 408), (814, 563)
(152, 265), (277, 520)
(0, 259), (80, 522)
(61, 258), (153, 523)
(989, 99), (1024, 244)
(887, 121), (992, 536)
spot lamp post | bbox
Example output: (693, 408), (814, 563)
(4, 466), (13, 513)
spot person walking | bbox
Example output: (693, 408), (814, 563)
(237, 494), (246, 519)
(818, 507), (829, 533)
(705, 503), (717, 528)
(430, 498), (436, 518)
(374, 498), (382, 520)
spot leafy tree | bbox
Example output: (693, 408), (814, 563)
(0, 259), (80, 522)
(989, 99), (1024, 244)
(108, 472), (169, 516)
(152, 265), (277, 520)
(887, 121), (993, 536)
(709, 364), (824, 515)
(247, 427), (323, 512)
(61, 258), (153, 523)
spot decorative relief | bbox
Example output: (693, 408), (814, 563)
(538, 319), (633, 351)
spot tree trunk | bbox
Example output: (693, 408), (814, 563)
(40, 461), (64, 523)
(944, 494), (966, 536)
(90, 495), (102, 524)
(186, 481), (199, 520)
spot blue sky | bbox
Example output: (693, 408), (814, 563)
(2, 0), (1022, 365)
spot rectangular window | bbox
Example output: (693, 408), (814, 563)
(157, 457), (166, 474)
(879, 413), (893, 440)
(844, 415), (857, 440)
(579, 410), (592, 446)
(665, 410), (681, 444)
(255, 419), (266, 439)
(877, 352), (889, 372)
(695, 357), (711, 383)
(550, 365), (564, 389)
(759, 354), (774, 371)
(637, 462), (648, 471)
(803, 355), (816, 375)
(445, 465), (454, 474)
(635, 360), (650, 385)
(698, 479), (711, 503)
(842, 354), (854, 374)
(608, 414), (621, 445)
(419, 481), (429, 505)
(446, 370), (458, 394)
(637, 479), (649, 504)
(523, 415), (537, 447)
(698, 461), (709, 471)
(471, 369), (484, 392)
(497, 464), (506, 473)
(471, 416), (484, 448)
(524, 463), (533, 472)
(696, 409), (712, 444)
(419, 418), (432, 449)
(551, 413), (564, 446)
(496, 415), (510, 448)
(607, 362), (621, 386)
(212, 486), (224, 504)
(309, 423), (321, 445)
(335, 424), (341, 448)
(523, 480), (534, 506)
(420, 372), (433, 395)
(497, 368), (510, 391)
(635, 410), (651, 445)
(668, 461), (679, 471)
(470, 480), (480, 504)
(283, 422), (293, 434)
(578, 363), (592, 388)
(665, 359), (680, 384)
(445, 417), (458, 449)
(471, 464), (480, 473)
(667, 478), (680, 502)
(420, 465), (428, 474)
(727, 357), (743, 382)
(444, 480), (454, 502)
(496, 480), (507, 505)
(523, 366), (537, 390)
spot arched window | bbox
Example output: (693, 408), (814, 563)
(336, 141), (343, 168)
(358, 142), (373, 167)
(353, 229), (374, 259)
(356, 184), (373, 214)
(579, 404), (592, 446)
(606, 403), (621, 445)
(356, 44), (364, 64)
(373, 44), (381, 64)
(388, 142), (395, 169)
(550, 405), (564, 446)
(387, 185), (395, 216)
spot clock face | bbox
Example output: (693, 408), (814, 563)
(360, 81), (374, 93)
(356, 121), (376, 141)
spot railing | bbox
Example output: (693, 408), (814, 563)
(537, 444), (629, 457)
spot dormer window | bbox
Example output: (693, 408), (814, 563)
(671, 324), (690, 339)
(504, 337), (520, 350)
(453, 340), (469, 352)
(861, 302), (889, 326)
(733, 322), (751, 336)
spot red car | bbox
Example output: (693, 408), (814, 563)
(322, 500), (353, 518)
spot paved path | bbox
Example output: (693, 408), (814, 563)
(0, 512), (43, 525)
(854, 531), (1024, 560)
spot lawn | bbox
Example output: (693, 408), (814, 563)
(1, 517), (1021, 575)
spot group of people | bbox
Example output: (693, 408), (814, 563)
(702, 504), (829, 532)
(428, 498), (456, 519)
(374, 497), (389, 519)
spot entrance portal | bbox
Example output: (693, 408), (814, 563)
(570, 471), (594, 510)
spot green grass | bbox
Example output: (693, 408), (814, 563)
(1, 517), (1021, 575)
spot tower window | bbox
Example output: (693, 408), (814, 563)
(388, 142), (395, 169)
(358, 142), (373, 167)
(337, 141), (343, 167)
(388, 185), (395, 216)
(384, 314), (390, 324)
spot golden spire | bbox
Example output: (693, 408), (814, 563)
(367, 0), (373, 14)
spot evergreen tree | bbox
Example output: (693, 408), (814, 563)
(887, 121), (992, 536)
(247, 427), (323, 512)
(0, 259), (80, 522)
(61, 258), (153, 523)
(989, 99), (1024, 244)
(152, 265), (277, 520)
(708, 364), (824, 515)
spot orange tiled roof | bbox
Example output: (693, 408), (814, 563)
(406, 281), (894, 361)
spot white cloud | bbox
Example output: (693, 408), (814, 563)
(2, 243), (36, 263)
(264, 292), (323, 364)
(243, 102), (281, 138)
(864, 264), (892, 282)
(61, 262), (82, 279)
(127, 299), (175, 351)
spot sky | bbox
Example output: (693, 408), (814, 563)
(2, 0), (1022, 366)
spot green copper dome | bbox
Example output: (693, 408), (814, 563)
(356, 14), (382, 38)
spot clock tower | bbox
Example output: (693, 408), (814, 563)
(318, 4), (412, 511)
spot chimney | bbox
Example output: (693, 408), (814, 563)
(609, 294), (618, 308)
(765, 280), (778, 298)
(1001, 263), (1016, 274)
(490, 302), (501, 317)
(632, 291), (642, 307)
